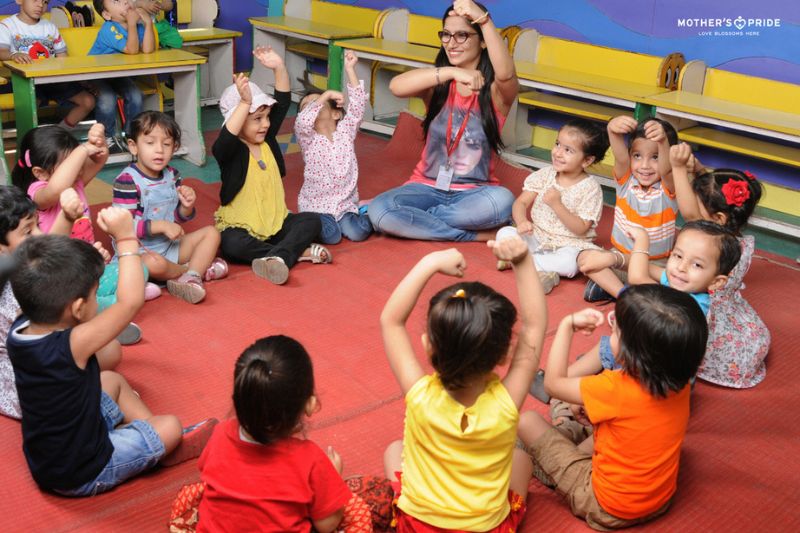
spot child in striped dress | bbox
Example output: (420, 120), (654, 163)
(578, 116), (679, 301)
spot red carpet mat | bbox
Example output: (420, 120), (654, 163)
(0, 114), (797, 531)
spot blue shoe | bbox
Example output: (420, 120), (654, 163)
(583, 280), (615, 303)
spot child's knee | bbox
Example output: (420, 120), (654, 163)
(151, 414), (182, 454)
(99, 370), (125, 396)
(143, 252), (170, 279)
(518, 410), (550, 444)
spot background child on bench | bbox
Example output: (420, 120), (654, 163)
(0, 0), (96, 131)
(113, 111), (226, 305)
(295, 50), (372, 244)
(89, 0), (154, 152)
(495, 118), (609, 294)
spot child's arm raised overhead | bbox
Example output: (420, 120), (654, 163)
(490, 236), (547, 408)
(223, 73), (253, 138)
(626, 226), (661, 285)
(342, 51), (366, 135)
(30, 135), (106, 210)
(608, 116), (636, 179)
(670, 143), (703, 222)
(645, 120), (674, 191)
(380, 249), (466, 394)
(70, 208), (144, 367)
(81, 123), (109, 185)
(544, 308), (605, 405)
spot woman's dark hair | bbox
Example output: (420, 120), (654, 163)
(561, 118), (610, 164)
(615, 284), (708, 398)
(10, 235), (104, 324)
(129, 111), (182, 147)
(629, 117), (679, 148)
(233, 335), (315, 444)
(679, 220), (741, 276)
(427, 281), (517, 390)
(0, 185), (37, 246)
(423, 2), (503, 154)
(11, 127), (80, 193)
(691, 169), (762, 235)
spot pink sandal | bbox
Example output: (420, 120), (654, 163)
(204, 257), (229, 282)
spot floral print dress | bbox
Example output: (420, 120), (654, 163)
(0, 283), (21, 419)
(699, 236), (770, 388)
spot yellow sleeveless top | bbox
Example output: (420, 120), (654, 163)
(215, 144), (288, 240)
(398, 374), (518, 530)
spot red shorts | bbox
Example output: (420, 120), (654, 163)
(391, 472), (527, 532)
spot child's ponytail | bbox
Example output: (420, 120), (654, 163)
(692, 169), (762, 234)
(11, 127), (81, 193)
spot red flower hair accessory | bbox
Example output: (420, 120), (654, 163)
(743, 170), (757, 181)
(721, 180), (750, 207)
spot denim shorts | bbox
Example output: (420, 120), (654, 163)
(599, 335), (621, 370)
(54, 392), (165, 497)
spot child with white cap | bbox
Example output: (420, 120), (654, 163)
(213, 46), (332, 285)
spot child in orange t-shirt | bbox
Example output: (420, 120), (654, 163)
(518, 284), (707, 530)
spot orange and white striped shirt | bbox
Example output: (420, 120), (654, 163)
(610, 171), (677, 259)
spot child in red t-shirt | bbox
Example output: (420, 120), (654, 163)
(518, 284), (708, 530)
(197, 335), (353, 532)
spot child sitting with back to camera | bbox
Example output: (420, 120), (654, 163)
(5, 208), (216, 496)
(669, 143), (770, 388)
(197, 335), (370, 532)
(495, 118), (609, 294)
(578, 116), (679, 302)
(518, 284), (708, 530)
(381, 237), (547, 530)
(214, 46), (331, 286)
(295, 49), (372, 244)
(113, 111), (227, 305)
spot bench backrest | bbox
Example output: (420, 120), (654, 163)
(703, 68), (800, 115)
(407, 14), (441, 48)
(60, 26), (101, 57)
(311, 0), (378, 34)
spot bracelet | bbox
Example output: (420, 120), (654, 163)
(115, 237), (139, 245)
(435, 67), (440, 85)
(473, 11), (490, 25)
(117, 251), (140, 259)
(630, 249), (650, 256)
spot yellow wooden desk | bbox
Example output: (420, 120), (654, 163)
(335, 37), (439, 68)
(642, 89), (800, 142)
(179, 27), (242, 106)
(249, 16), (372, 92)
(516, 60), (672, 109)
(5, 49), (207, 167)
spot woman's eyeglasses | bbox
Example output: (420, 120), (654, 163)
(438, 30), (478, 44)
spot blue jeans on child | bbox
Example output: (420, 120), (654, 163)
(53, 392), (165, 497)
(318, 212), (373, 244)
(368, 182), (514, 241)
(598, 336), (619, 370)
(92, 78), (143, 137)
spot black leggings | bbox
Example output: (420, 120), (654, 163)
(220, 212), (321, 268)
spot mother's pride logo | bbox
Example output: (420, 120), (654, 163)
(676, 16), (781, 36)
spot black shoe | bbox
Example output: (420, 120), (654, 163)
(583, 280), (615, 303)
(106, 136), (125, 155)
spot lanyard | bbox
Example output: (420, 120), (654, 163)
(445, 89), (477, 165)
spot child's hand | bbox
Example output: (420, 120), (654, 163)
(97, 207), (135, 240)
(233, 73), (252, 105)
(326, 446), (343, 475)
(570, 403), (591, 426)
(625, 224), (649, 243)
(516, 220), (533, 235)
(253, 45), (284, 70)
(426, 248), (466, 277)
(542, 188), (562, 208)
(344, 50), (358, 70)
(60, 188), (85, 222)
(87, 123), (106, 147)
(568, 308), (604, 335)
(161, 221), (185, 240)
(93, 241), (112, 263)
(321, 90), (345, 108)
(125, 7), (141, 26)
(608, 115), (637, 135)
(669, 142), (692, 170)
(452, 68), (484, 92)
(450, 0), (485, 22)
(487, 235), (528, 265)
(10, 52), (32, 64)
(135, 7), (151, 23)
(177, 185), (196, 209)
(644, 120), (667, 143)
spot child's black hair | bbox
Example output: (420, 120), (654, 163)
(561, 118), (610, 164)
(615, 284), (708, 398)
(128, 111), (182, 147)
(233, 335), (315, 445)
(92, 0), (105, 16)
(424, 2), (503, 154)
(427, 281), (517, 390)
(11, 127), (80, 193)
(0, 185), (37, 246)
(679, 220), (741, 276)
(10, 235), (104, 325)
(691, 169), (762, 235)
(629, 117), (679, 148)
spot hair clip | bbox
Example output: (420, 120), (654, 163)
(24, 150), (31, 168)
(743, 170), (757, 181)
(452, 288), (466, 299)
(721, 180), (750, 207)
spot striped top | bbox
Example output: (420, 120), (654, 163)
(610, 171), (677, 259)
(112, 165), (191, 239)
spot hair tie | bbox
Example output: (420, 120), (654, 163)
(24, 150), (31, 168)
(452, 288), (466, 299)
(721, 180), (750, 207)
(743, 170), (757, 181)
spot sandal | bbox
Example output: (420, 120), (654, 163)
(297, 243), (333, 264)
(550, 399), (592, 444)
(252, 256), (289, 285)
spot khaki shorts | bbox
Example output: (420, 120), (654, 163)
(528, 427), (670, 531)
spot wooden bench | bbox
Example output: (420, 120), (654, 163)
(249, 0), (380, 95)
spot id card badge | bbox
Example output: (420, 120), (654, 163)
(435, 163), (454, 191)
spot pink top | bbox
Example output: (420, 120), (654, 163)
(27, 180), (94, 242)
(408, 83), (506, 190)
(296, 83), (366, 221)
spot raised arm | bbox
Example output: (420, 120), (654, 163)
(389, 66), (484, 102)
(223, 73), (253, 138)
(670, 143), (703, 221)
(380, 249), (466, 394)
(544, 308), (604, 405)
(254, 45), (289, 92)
(491, 236), (547, 408)
(608, 116), (636, 179)
(626, 226), (661, 285)
(30, 141), (103, 210)
(644, 120), (674, 192)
